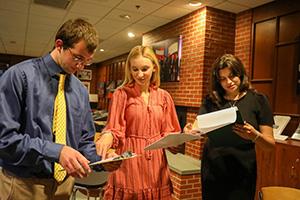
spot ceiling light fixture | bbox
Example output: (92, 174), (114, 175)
(128, 32), (135, 38)
(99, 49), (104, 52)
(188, 0), (202, 7)
(119, 14), (131, 20)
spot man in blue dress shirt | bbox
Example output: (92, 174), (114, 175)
(0, 18), (119, 199)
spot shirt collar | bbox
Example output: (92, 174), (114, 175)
(43, 53), (66, 77)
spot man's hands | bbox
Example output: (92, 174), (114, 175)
(100, 149), (122, 172)
(58, 145), (91, 179)
(58, 131), (121, 180)
(58, 144), (121, 179)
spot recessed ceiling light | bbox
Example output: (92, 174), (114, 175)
(99, 48), (104, 52)
(119, 14), (131, 20)
(128, 32), (135, 38)
(189, 0), (202, 7)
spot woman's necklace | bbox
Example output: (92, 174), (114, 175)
(229, 99), (238, 107)
(226, 91), (247, 107)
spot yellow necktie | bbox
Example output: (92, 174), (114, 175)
(53, 74), (67, 183)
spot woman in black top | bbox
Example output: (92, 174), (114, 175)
(185, 54), (275, 200)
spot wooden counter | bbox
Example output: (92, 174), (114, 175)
(256, 138), (300, 199)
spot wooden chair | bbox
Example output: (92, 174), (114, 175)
(258, 186), (300, 200)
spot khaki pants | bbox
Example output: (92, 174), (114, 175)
(0, 168), (75, 200)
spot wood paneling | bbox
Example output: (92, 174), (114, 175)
(252, 2), (300, 118)
(0, 53), (33, 68)
(251, 82), (273, 101)
(275, 45), (300, 114)
(256, 139), (300, 199)
(279, 12), (300, 43)
(96, 55), (127, 110)
(253, 0), (300, 23)
(252, 19), (276, 80)
(255, 146), (276, 192)
(275, 141), (300, 187)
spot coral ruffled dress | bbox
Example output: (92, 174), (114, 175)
(103, 84), (181, 200)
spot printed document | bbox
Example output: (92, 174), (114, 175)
(144, 133), (201, 151)
(195, 106), (250, 147)
(194, 106), (243, 133)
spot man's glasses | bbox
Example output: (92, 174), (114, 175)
(67, 48), (93, 66)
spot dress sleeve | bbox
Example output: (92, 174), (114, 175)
(161, 90), (181, 136)
(256, 93), (274, 126)
(103, 89), (127, 148)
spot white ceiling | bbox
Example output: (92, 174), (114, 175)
(0, 0), (274, 63)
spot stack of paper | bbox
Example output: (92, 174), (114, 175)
(273, 115), (291, 136)
(195, 107), (250, 147)
(195, 107), (243, 133)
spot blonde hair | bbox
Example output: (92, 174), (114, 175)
(120, 45), (160, 88)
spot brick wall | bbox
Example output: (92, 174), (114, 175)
(235, 10), (253, 73)
(170, 170), (201, 200)
(203, 7), (236, 86)
(143, 8), (206, 108)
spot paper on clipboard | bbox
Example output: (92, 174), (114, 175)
(144, 133), (201, 151)
(89, 152), (139, 166)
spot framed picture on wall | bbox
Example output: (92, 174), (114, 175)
(152, 35), (182, 82)
(77, 69), (92, 80)
(82, 81), (90, 93)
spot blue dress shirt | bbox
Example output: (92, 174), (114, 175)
(0, 54), (101, 178)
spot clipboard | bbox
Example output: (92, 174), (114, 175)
(89, 151), (139, 166)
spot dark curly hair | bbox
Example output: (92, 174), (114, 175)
(209, 54), (251, 106)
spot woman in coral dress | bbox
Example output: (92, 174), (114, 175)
(95, 45), (181, 199)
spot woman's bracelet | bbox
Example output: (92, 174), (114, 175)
(252, 132), (260, 143)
